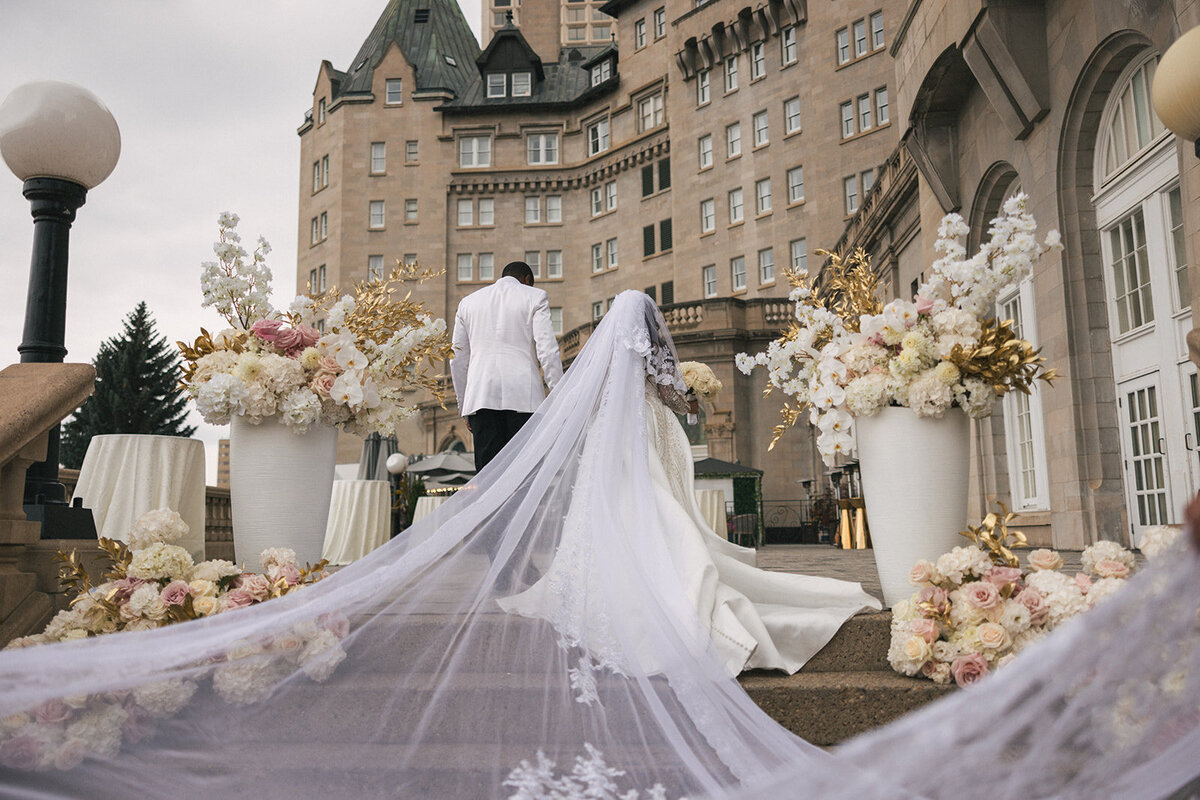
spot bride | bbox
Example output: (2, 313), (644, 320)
(0, 291), (1197, 799)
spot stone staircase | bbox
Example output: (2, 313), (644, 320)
(740, 611), (952, 745)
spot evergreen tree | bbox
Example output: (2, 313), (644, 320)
(60, 302), (196, 468)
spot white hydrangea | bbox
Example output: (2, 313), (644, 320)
(1080, 540), (1136, 575)
(279, 388), (322, 433)
(260, 548), (298, 570)
(935, 546), (992, 584)
(127, 508), (189, 551)
(193, 372), (250, 425)
(1137, 526), (1182, 561)
(1086, 577), (1127, 608)
(190, 559), (241, 583)
(133, 679), (198, 717)
(906, 369), (954, 418)
(127, 543), (194, 582)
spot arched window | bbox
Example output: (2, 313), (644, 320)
(1096, 52), (1166, 187)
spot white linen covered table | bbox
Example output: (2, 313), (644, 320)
(73, 434), (207, 561)
(411, 495), (449, 525)
(694, 489), (728, 539)
(321, 480), (391, 566)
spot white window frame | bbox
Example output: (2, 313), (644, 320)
(457, 253), (473, 282)
(369, 200), (385, 229)
(512, 71), (532, 96)
(525, 196), (541, 224)
(368, 254), (385, 281)
(784, 96), (801, 134)
(310, 217), (319, 245)
(853, 19), (868, 57)
(525, 250), (541, 279)
(320, 211), (328, 240)
(592, 301), (604, 321)
(755, 177), (772, 214)
(486, 73), (507, 98)
(751, 42), (766, 80)
(592, 242), (604, 273)
(723, 56), (739, 92)
(638, 93), (664, 131)
(546, 195), (562, 224)
(836, 28), (850, 64)
(699, 134), (713, 169)
(844, 175), (859, 215)
(858, 93), (873, 131)
(841, 102), (855, 138)
(653, 7), (665, 38)
(459, 135), (492, 168)
(634, 19), (646, 48)
(870, 11), (884, 50)
(731, 256), (746, 291)
(370, 142), (386, 174)
(588, 118), (610, 155)
(526, 132), (559, 165)
(787, 166), (805, 204)
(728, 187), (744, 224)
(607, 237), (619, 269)
(758, 247), (775, 284)
(790, 238), (807, 270)
(405, 140), (419, 162)
(876, 86), (890, 125)
(700, 198), (715, 233)
(702, 264), (717, 298)
(550, 307), (563, 335)
(478, 252), (495, 281)
(726, 122), (741, 158)
(752, 110), (769, 147)
(385, 79), (403, 105)
(999, 279), (1050, 510)
(697, 70), (710, 105)
(457, 198), (474, 227)
(478, 198), (495, 226)
(591, 187), (604, 216)
(547, 249), (563, 278)
(405, 198), (418, 221)
(782, 26), (797, 64)
(605, 180), (617, 210)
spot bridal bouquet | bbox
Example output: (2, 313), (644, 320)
(680, 361), (722, 400)
(0, 509), (349, 772)
(736, 194), (1060, 462)
(178, 213), (452, 436)
(888, 518), (1178, 687)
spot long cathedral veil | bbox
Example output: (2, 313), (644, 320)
(0, 290), (1198, 798)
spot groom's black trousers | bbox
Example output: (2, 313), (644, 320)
(469, 408), (533, 472)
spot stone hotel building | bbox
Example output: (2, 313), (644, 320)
(297, 0), (1200, 548)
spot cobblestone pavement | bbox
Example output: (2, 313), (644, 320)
(756, 545), (1089, 605)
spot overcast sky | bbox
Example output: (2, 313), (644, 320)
(0, 1), (484, 482)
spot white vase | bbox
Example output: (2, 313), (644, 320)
(228, 416), (338, 567)
(855, 406), (970, 608)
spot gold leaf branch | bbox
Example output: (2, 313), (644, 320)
(958, 501), (1029, 568)
(947, 318), (1057, 396)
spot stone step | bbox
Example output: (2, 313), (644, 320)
(798, 612), (891, 673)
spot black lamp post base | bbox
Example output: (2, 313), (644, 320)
(25, 497), (98, 540)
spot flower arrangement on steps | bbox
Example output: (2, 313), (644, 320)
(738, 194), (1061, 606)
(178, 213), (453, 564)
(889, 513), (1182, 687)
(1, 509), (348, 772)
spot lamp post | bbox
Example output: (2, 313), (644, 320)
(1152, 25), (1200, 158)
(0, 81), (121, 537)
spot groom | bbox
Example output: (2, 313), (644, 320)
(450, 260), (563, 472)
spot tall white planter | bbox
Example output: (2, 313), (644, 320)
(855, 406), (970, 608)
(229, 416), (338, 567)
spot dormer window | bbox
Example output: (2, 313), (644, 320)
(444, 55), (457, 66)
(487, 73), (506, 98)
(385, 79), (403, 105)
(590, 60), (612, 87)
(512, 72), (532, 97)
(414, 8), (430, 22)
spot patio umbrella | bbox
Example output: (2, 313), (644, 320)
(357, 433), (400, 481)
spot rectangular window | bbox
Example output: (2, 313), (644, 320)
(405, 198), (418, 221)
(550, 307), (563, 335)
(369, 200), (385, 229)
(479, 252), (495, 281)
(512, 71), (532, 96)
(593, 301), (604, 321)
(703, 264), (717, 298)
(759, 248), (775, 284)
(787, 166), (805, 203)
(312, 161), (320, 192)
(385, 79), (403, 105)
(638, 93), (664, 131)
(605, 181), (617, 210)
(726, 122), (742, 157)
(659, 219), (672, 251)
(854, 19), (868, 57)
(403, 253), (417, 266)
(370, 142), (386, 174)
(784, 97), (801, 134)
(751, 42), (766, 79)
(660, 281), (674, 304)
(591, 187), (604, 216)
(459, 136), (491, 167)
(1169, 185), (1190, 308)
(700, 198), (715, 233)
(782, 26), (797, 64)
(588, 118), (610, 155)
(635, 19), (646, 48)
(837, 28), (850, 64)
(525, 196), (541, 224)
(567, 25), (586, 41)
(643, 224), (655, 257)
(486, 73), (507, 98)
(590, 60), (612, 87)
(606, 237), (619, 268)
(457, 198), (473, 227)
(841, 102), (855, 138)
(755, 177), (772, 214)
(697, 70), (710, 105)
(525, 250), (541, 279)
(457, 253), (472, 282)
(645, 285), (657, 302)
(861, 168), (875, 194)
(753, 110), (769, 146)
(310, 217), (319, 245)
(871, 11), (884, 50)
(1109, 209), (1154, 332)
(790, 238), (807, 270)
(405, 140), (419, 162)
(320, 211), (327, 239)
(322, 155), (329, 187)
(309, 268), (317, 292)
(844, 175), (859, 215)
(642, 164), (655, 197)
(876, 86), (890, 124)
(592, 243), (604, 272)
(527, 132), (559, 165)
(368, 254), (385, 281)
(547, 249), (563, 278)
(858, 94), (873, 131)
(728, 187), (744, 223)
(658, 158), (671, 190)
(731, 256), (746, 291)
(317, 264), (326, 291)
(479, 198), (495, 226)
(699, 134), (713, 169)
(318, 98), (326, 123)
(546, 195), (562, 223)
(653, 7), (665, 38)
(724, 56), (739, 92)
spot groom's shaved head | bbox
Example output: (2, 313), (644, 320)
(502, 261), (535, 286)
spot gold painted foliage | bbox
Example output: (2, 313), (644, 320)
(947, 317), (1057, 397)
(959, 502), (1029, 568)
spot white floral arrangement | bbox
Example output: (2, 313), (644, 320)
(179, 213), (452, 436)
(736, 194), (1060, 463)
(679, 361), (723, 401)
(887, 534), (1176, 687)
(0, 509), (349, 772)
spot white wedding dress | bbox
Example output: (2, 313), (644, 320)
(0, 291), (1197, 799)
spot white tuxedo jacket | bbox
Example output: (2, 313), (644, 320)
(450, 276), (564, 416)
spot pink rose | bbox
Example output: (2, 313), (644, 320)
(0, 735), (43, 771)
(963, 580), (1001, 610)
(910, 617), (938, 643)
(1093, 559), (1130, 579)
(274, 327), (304, 353)
(916, 586), (950, 615)
(908, 560), (937, 586)
(320, 611), (351, 639)
(1073, 573), (1092, 594)
(250, 319), (284, 343)
(269, 563), (303, 586)
(221, 589), (256, 611)
(160, 580), (191, 606)
(950, 653), (990, 687)
(295, 326), (321, 350)
(984, 566), (1023, 589)
(318, 356), (341, 373)
(236, 573), (272, 601)
(33, 698), (73, 724)
(311, 372), (337, 398)
(1028, 549), (1063, 571)
(110, 576), (147, 602)
(914, 294), (936, 315)
(1017, 587), (1049, 626)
